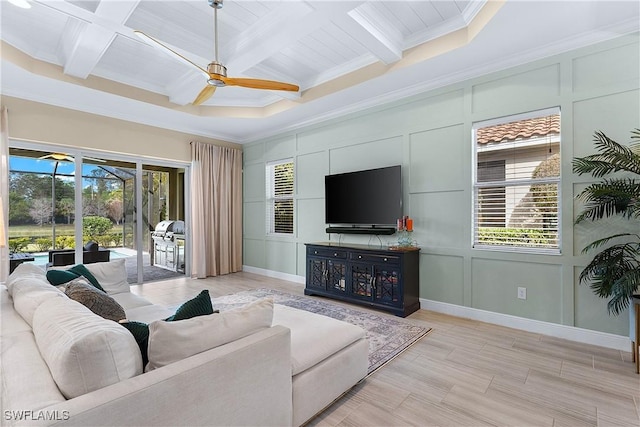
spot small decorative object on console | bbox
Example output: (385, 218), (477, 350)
(395, 216), (416, 248)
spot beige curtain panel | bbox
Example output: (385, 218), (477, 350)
(191, 142), (242, 278)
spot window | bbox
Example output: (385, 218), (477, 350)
(266, 159), (294, 235)
(473, 108), (561, 253)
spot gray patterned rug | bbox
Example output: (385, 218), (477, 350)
(210, 288), (431, 375)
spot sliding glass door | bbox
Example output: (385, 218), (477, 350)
(80, 157), (138, 282)
(7, 143), (189, 283)
(8, 149), (77, 262)
(142, 164), (187, 280)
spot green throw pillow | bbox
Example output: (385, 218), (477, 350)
(165, 290), (216, 321)
(46, 264), (104, 292)
(120, 290), (218, 367)
(120, 321), (150, 367)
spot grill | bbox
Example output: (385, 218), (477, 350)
(152, 220), (186, 272)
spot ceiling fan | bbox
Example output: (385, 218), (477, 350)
(38, 153), (106, 163)
(134, 0), (300, 106)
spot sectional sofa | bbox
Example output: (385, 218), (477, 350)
(1, 259), (369, 426)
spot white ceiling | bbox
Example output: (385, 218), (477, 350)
(1, 0), (639, 143)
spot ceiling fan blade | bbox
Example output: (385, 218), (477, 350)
(134, 30), (210, 79)
(222, 76), (299, 92)
(193, 85), (217, 106)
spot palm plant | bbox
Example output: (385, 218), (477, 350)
(573, 129), (640, 315)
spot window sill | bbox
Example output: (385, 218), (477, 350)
(472, 244), (561, 256)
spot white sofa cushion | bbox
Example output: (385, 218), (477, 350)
(84, 258), (130, 295)
(0, 285), (31, 334)
(111, 291), (154, 310)
(10, 275), (67, 327)
(6, 262), (47, 296)
(1, 331), (67, 413)
(124, 304), (175, 323)
(146, 298), (274, 371)
(32, 296), (143, 399)
(273, 304), (366, 376)
(49, 258), (130, 295)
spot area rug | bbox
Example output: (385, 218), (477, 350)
(210, 288), (431, 375)
(124, 255), (182, 284)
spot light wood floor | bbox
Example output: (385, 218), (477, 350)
(132, 272), (640, 427)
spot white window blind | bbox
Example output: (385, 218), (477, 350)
(266, 159), (294, 235)
(473, 109), (561, 253)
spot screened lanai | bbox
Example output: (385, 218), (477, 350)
(7, 147), (185, 283)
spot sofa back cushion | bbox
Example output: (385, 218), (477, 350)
(6, 262), (47, 296)
(48, 258), (129, 295)
(10, 276), (67, 327)
(84, 258), (130, 294)
(32, 297), (143, 399)
(1, 285), (31, 334)
(146, 298), (274, 371)
(46, 264), (105, 291)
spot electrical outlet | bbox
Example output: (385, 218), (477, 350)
(517, 287), (527, 300)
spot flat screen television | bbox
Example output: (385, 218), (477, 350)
(325, 165), (402, 227)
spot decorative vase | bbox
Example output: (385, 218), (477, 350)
(397, 230), (413, 247)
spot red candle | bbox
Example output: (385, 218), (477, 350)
(406, 218), (413, 232)
(397, 218), (403, 231)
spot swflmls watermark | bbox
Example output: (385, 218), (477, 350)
(4, 410), (70, 421)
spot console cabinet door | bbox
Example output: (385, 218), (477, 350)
(349, 262), (373, 300)
(373, 265), (402, 307)
(326, 260), (347, 293)
(307, 257), (347, 293)
(307, 258), (327, 291)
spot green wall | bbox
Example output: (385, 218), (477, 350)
(243, 33), (640, 337)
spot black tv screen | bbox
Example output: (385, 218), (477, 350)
(325, 165), (402, 225)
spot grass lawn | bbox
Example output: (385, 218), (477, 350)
(8, 224), (127, 238)
(9, 224), (129, 253)
(8, 224), (76, 238)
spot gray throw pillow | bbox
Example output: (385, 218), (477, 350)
(64, 277), (126, 322)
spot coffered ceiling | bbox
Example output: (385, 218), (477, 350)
(1, 0), (638, 143)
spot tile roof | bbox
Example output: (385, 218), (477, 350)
(477, 114), (560, 144)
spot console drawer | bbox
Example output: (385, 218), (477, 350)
(307, 246), (348, 259)
(350, 252), (399, 265)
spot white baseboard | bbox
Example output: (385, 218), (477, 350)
(420, 298), (631, 351)
(242, 265), (305, 284)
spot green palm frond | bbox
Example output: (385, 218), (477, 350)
(574, 129), (640, 317)
(578, 241), (640, 315)
(572, 129), (640, 177)
(581, 233), (640, 253)
(608, 268), (640, 316)
(574, 178), (640, 223)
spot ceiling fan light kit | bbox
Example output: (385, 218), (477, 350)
(136, 0), (298, 106)
(207, 62), (227, 87)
